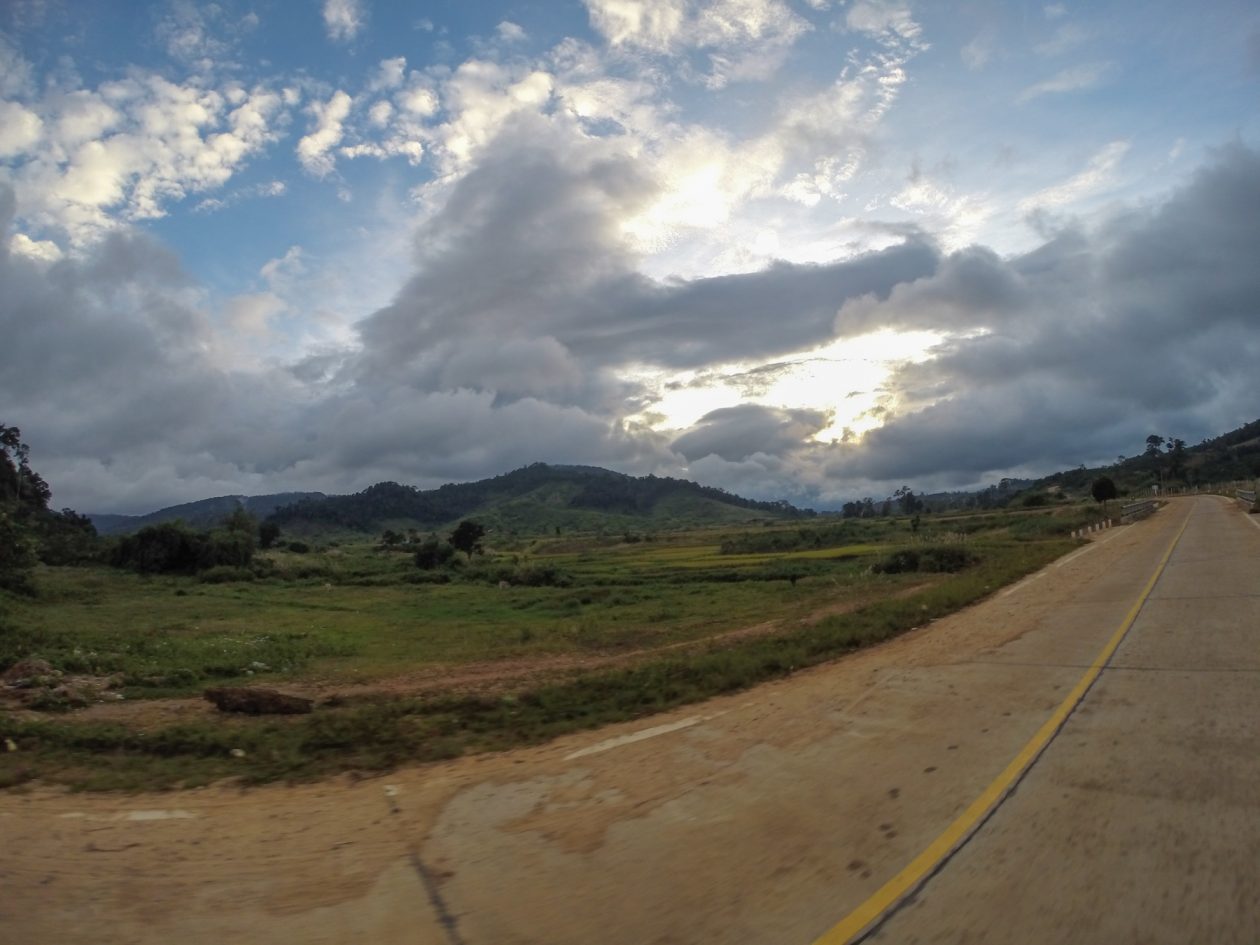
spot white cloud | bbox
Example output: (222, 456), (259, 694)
(845, 0), (923, 45)
(0, 34), (35, 98)
(0, 100), (43, 157)
(961, 30), (995, 70)
(370, 57), (407, 92)
(368, 100), (394, 127)
(1017, 140), (1130, 212)
(323, 0), (366, 42)
(397, 82), (439, 117)
(497, 21), (528, 43)
(1017, 62), (1110, 102)
(297, 90), (353, 176)
(4, 76), (285, 243)
(155, 0), (230, 67)
(1034, 23), (1089, 57)
(192, 179), (286, 214)
(584, 0), (688, 51)
(584, 0), (811, 87)
(9, 231), (62, 262)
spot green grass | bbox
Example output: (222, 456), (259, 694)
(0, 510), (1082, 790)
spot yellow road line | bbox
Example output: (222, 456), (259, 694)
(812, 508), (1192, 945)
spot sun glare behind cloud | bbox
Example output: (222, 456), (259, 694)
(628, 328), (943, 442)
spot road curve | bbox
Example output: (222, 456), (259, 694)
(1, 496), (1256, 944)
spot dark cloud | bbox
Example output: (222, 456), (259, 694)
(352, 113), (941, 404)
(824, 143), (1260, 487)
(671, 404), (830, 462)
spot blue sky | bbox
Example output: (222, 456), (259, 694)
(2, 0), (1258, 512)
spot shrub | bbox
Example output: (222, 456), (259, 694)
(872, 546), (975, 574)
(198, 566), (256, 584)
(510, 564), (573, 587)
(286, 541), (310, 554)
(414, 537), (457, 570)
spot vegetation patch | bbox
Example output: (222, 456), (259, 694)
(0, 533), (1069, 790)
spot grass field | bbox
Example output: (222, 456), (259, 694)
(0, 504), (1104, 790)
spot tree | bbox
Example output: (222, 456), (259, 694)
(1091, 475), (1118, 511)
(449, 520), (486, 561)
(1166, 438), (1188, 483)
(414, 536), (456, 570)
(894, 486), (922, 515)
(258, 521), (281, 549)
(1144, 434), (1165, 458)
(223, 507), (257, 535)
(1, 423), (83, 589)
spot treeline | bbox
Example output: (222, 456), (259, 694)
(1, 424), (99, 591)
(109, 510), (263, 575)
(0, 425), (299, 591)
(270, 463), (813, 532)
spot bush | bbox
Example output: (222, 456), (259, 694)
(510, 564), (573, 587)
(415, 537), (457, 570)
(198, 566), (256, 584)
(872, 546), (976, 574)
(286, 541), (310, 554)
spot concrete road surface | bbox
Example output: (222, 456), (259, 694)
(2, 496), (1257, 944)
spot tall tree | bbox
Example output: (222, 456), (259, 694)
(449, 520), (486, 561)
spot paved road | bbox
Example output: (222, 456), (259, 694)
(2, 496), (1256, 944)
(865, 495), (1260, 944)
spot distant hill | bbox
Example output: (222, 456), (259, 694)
(1030, 418), (1260, 499)
(268, 463), (812, 536)
(89, 492), (327, 536)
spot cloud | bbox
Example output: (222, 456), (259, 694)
(154, 0), (256, 69)
(844, 0), (923, 45)
(1017, 62), (1110, 102)
(822, 143), (1260, 487)
(352, 112), (941, 386)
(297, 90), (353, 176)
(5, 141), (1260, 512)
(0, 33), (35, 98)
(0, 179), (668, 512)
(671, 404), (830, 461)
(0, 100), (42, 157)
(1033, 23), (1089, 57)
(370, 57), (407, 92)
(497, 21), (527, 43)
(960, 30), (995, 70)
(2, 74), (286, 243)
(323, 0), (366, 42)
(583, 0), (811, 88)
(1017, 140), (1129, 212)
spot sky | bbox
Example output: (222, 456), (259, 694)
(1, 0), (1258, 514)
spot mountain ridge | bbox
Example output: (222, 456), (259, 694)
(89, 492), (327, 536)
(268, 462), (813, 535)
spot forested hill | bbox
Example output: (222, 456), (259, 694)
(1030, 417), (1260, 497)
(90, 492), (326, 536)
(268, 463), (813, 535)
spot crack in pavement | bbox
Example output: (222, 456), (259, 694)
(383, 786), (467, 945)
